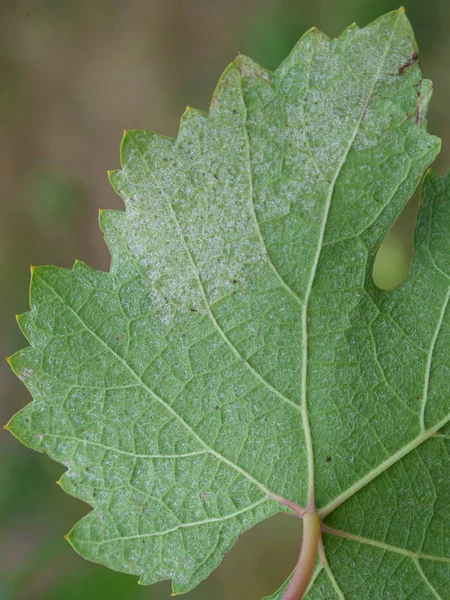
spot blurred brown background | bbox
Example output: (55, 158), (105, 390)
(1, 1), (449, 598)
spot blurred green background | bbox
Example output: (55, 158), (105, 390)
(1, 1), (449, 598)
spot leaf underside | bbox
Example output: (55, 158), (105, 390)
(7, 8), (450, 599)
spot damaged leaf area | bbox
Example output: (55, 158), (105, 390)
(6, 8), (450, 599)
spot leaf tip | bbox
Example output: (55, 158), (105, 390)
(399, 5), (406, 14)
(56, 479), (62, 487)
(232, 51), (248, 70)
(3, 423), (10, 431)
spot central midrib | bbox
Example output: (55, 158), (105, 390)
(294, 10), (405, 509)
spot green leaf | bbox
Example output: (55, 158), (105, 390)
(7, 8), (450, 598)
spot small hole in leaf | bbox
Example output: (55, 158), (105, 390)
(373, 193), (418, 290)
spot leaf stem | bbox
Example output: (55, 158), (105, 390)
(283, 511), (321, 600)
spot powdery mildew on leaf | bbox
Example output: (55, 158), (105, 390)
(6, 8), (450, 599)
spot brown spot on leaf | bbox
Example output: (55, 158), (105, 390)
(398, 51), (419, 75)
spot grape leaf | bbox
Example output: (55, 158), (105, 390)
(6, 8), (450, 599)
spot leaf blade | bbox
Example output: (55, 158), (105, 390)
(7, 8), (449, 598)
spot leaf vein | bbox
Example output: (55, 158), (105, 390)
(43, 434), (207, 460)
(319, 412), (450, 517)
(413, 559), (444, 600)
(323, 525), (450, 564)
(85, 497), (269, 544)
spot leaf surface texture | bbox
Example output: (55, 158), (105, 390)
(8, 9), (450, 598)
